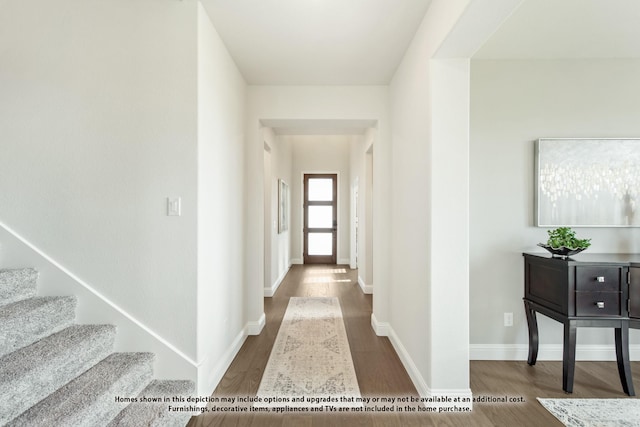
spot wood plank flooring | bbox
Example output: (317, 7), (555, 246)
(187, 265), (640, 426)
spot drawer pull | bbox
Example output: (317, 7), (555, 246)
(597, 276), (605, 283)
(596, 301), (605, 309)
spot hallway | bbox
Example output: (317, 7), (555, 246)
(188, 264), (419, 425)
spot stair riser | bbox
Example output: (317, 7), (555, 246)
(0, 325), (116, 425)
(0, 296), (76, 358)
(0, 269), (38, 306)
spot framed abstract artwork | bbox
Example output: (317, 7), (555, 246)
(535, 138), (640, 227)
(278, 179), (289, 233)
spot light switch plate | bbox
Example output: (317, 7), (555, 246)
(167, 197), (181, 216)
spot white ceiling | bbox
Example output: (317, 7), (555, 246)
(198, 0), (640, 101)
(199, 0), (432, 85)
(474, 0), (640, 59)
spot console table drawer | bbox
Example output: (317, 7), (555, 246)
(631, 268), (640, 319)
(576, 292), (620, 316)
(576, 267), (621, 292)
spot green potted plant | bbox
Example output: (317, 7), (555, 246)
(538, 227), (591, 258)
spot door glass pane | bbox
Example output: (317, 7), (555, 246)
(308, 233), (332, 255)
(308, 206), (333, 228)
(308, 179), (333, 201)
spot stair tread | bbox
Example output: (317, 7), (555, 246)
(141, 379), (195, 396)
(0, 324), (116, 425)
(0, 268), (38, 306)
(0, 324), (115, 376)
(0, 296), (76, 358)
(107, 380), (196, 427)
(7, 352), (155, 427)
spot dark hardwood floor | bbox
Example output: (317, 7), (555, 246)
(187, 265), (640, 426)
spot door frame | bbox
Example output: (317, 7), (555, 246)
(303, 173), (338, 264)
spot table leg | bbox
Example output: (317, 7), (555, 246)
(615, 324), (635, 396)
(562, 321), (577, 393)
(524, 300), (539, 365)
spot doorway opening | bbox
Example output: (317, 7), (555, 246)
(303, 173), (337, 264)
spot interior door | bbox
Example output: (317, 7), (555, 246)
(303, 174), (337, 264)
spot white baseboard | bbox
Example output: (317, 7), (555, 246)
(264, 266), (290, 297)
(371, 313), (390, 336)
(291, 258), (303, 265)
(196, 313), (265, 396)
(371, 314), (428, 396)
(198, 326), (248, 396)
(358, 276), (373, 294)
(247, 313), (266, 335)
(470, 344), (640, 361)
(371, 313), (472, 410)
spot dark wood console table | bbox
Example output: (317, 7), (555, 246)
(523, 252), (640, 395)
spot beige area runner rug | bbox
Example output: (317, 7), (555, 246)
(538, 398), (640, 427)
(255, 297), (362, 408)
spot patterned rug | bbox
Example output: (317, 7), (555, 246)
(538, 398), (640, 426)
(255, 297), (362, 408)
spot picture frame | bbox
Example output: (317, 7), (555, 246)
(278, 179), (289, 233)
(535, 138), (640, 227)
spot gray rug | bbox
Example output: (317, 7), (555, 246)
(538, 398), (640, 427)
(256, 297), (361, 408)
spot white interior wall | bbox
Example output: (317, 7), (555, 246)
(263, 143), (272, 293)
(365, 146), (374, 288)
(429, 58), (471, 392)
(349, 130), (375, 292)
(196, 3), (247, 394)
(387, 0), (472, 396)
(263, 128), (292, 296)
(385, 0), (524, 398)
(288, 135), (353, 265)
(0, 0), (251, 392)
(0, 0), (199, 371)
(349, 137), (363, 270)
(273, 134), (293, 289)
(470, 59), (640, 360)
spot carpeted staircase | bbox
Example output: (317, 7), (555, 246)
(0, 268), (194, 426)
